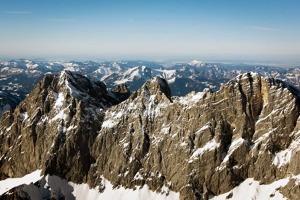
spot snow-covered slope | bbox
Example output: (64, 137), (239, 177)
(211, 175), (300, 200)
(0, 170), (43, 195)
(2, 170), (300, 200)
(0, 171), (179, 200)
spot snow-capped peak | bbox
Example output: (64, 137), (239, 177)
(188, 60), (204, 67)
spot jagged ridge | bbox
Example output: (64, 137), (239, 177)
(0, 71), (300, 200)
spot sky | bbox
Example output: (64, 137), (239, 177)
(0, 0), (300, 63)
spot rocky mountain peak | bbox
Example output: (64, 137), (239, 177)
(1, 72), (300, 200)
(55, 70), (120, 107)
(0, 71), (125, 180)
(133, 76), (173, 103)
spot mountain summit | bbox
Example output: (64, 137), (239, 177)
(0, 71), (300, 199)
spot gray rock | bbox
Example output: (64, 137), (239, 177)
(1, 71), (300, 199)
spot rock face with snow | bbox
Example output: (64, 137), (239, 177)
(1, 71), (300, 199)
(0, 71), (122, 181)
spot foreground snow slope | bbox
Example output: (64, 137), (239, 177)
(0, 171), (179, 200)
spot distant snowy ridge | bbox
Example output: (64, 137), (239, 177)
(188, 60), (204, 67)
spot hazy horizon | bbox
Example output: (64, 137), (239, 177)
(1, 55), (300, 68)
(0, 0), (299, 65)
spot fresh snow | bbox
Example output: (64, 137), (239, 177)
(272, 136), (300, 167)
(196, 123), (211, 133)
(272, 149), (292, 167)
(0, 172), (179, 200)
(188, 60), (204, 67)
(178, 92), (204, 106)
(114, 79), (128, 85)
(210, 176), (298, 200)
(50, 110), (67, 122)
(26, 62), (39, 69)
(154, 69), (176, 79)
(5, 123), (14, 132)
(168, 77), (176, 84)
(54, 93), (64, 108)
(71, 176), (180, 200)
(191, 92), (205, 101)
(222, 138), (245, 163)
(143, 95), (168, 118)
(62, 63), (79, 72)
(102, 119), (117, 128)
(133, 172), (144, 180)
(189, 139), (220, 162)
(114, 66), (143, 85)
(239, 72), (259, 81)
(255, 109), (281, 125)
(76, 180), (177, 199)
(0, 170), (42, 195)
(19, 112), (29, 121)
(101, 111), (124, 129)
(161, 126), (171, 134)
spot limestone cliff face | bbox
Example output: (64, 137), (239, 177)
(0, 71), (120, 181)
(1, 71), (300, 199)
(87, 72), (300, 199)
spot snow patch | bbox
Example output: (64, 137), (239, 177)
(144, 95), (168, 118)
(211, 177), (293, 200)
(50, 110), (67, 122)
(102, 120), (117, 128)
(133, 172), (144, 180)
(0, 170), (42, 195)
(54, 93), (64, 108)
(196, 123), (210, 134)
(177, 92), (204, 106)
(272, 136), (300, 167)
(168, 77), (176, 84)
(189, 139), (220, 162)
(26, 62), (39, 69)
(222, 138), (245, 163)
(273, 149), (292, 167)
(19, 112), (29, 121)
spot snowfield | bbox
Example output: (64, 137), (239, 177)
(1, 170), (299, 200)
(0, 170), (43, 195)
(211, 176), (300, 200)
(0, 171), (179, 200)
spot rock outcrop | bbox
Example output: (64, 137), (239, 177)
(111, 83), (131, 102)
(1, 71), (300, 199)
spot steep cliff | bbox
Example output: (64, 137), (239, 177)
(0, 71), (300, 199)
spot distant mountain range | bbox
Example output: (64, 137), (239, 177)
(1, 58), (300, 115)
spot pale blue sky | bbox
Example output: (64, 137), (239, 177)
(0, 0), (300, 62)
